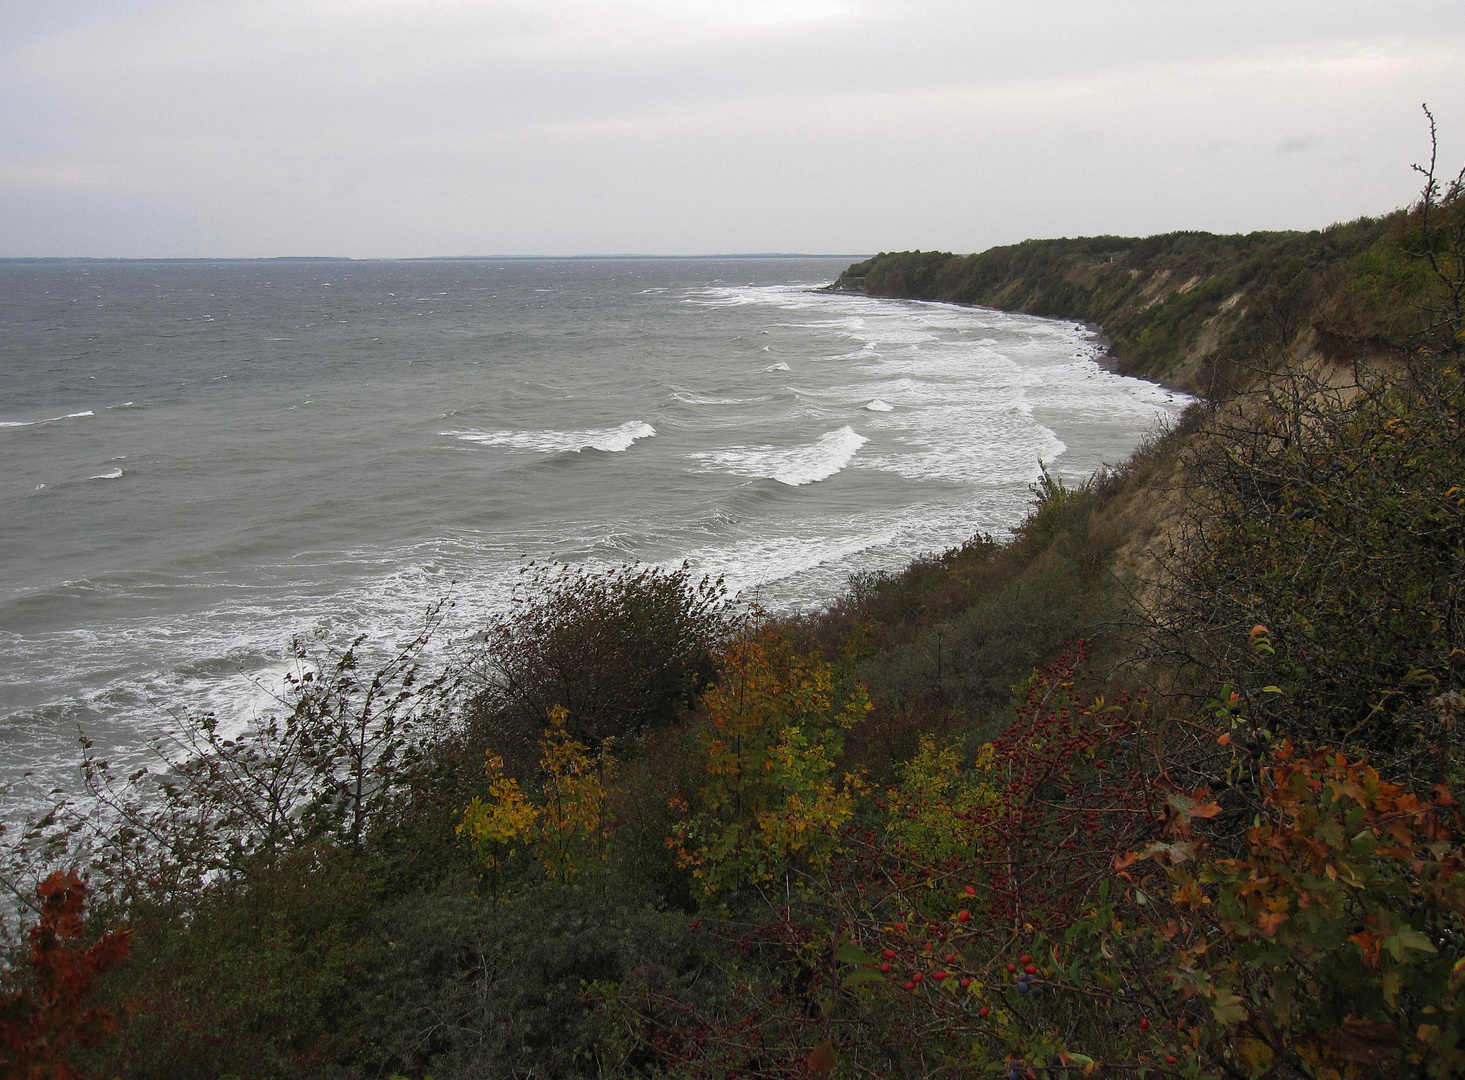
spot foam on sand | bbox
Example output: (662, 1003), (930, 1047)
(693, 426), (868, 486)
(444, 420), (656, 454)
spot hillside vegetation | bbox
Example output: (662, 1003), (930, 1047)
(3, 143), (1464, 1080)
(830, 200), (1460, 395)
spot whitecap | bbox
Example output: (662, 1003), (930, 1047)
(691, 426), (868, 486)
(670, 390), (762, 407)
(89, 468), (123, 480)
(444, 420), (656, 455)
(0, 410), (95, 429)
(765, 362), (791, 372)
(864, 399), (894, 412)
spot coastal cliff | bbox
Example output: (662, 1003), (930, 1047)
(829, 211), (1444, 395)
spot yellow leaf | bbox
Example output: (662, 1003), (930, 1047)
(1237, 1037), (1274, 1075)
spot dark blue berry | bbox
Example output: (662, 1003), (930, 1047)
(1118, 740), (1131, 751)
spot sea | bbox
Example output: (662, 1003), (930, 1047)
(0, 257), (1189, 813)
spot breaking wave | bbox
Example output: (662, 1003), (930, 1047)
(692, 425), (868, 486)
(444, 420), (656, 454)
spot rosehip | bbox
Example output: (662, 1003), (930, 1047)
(893, 922), (906, 931)
(912, 972), (923, 983)
(882, 949), (896, 959)
(905, 981), (915, 991)
(979, 1005), (989, 1017)
(1165, 1057), (1176, 1065)
(945, 954), (956, 963)
(960, 978), (971, 988)
(1006, 963), (1017, 973)
(964, 885), (976, 895)
(880, 963), (891, 973)
(1140, 1017), (1149, 1030)
(933, 971), (946, 980)
(957, 909), (971, 923)
(1019, 955), (1031, 964)
(1024, 964), (1037, 975)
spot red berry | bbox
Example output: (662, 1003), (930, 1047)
(1140, 1018), (1150, 1031)
(957, 909), (971, 923)
(1019, 955), (1031, 964)
(960, 978), (971, 988)
(1165, 1057), (1177, 1065)
(1006, 963), (1017, 973)
(979, 1005), (989, 1017)
(964, 885), (976, 895)
(1024, 964), (1037, 975)
(933, 971), (946, 980)
(893, 922), (906, 931)
(905, 981), (915, 991)
(880, 963), (891, 973)
(882, 949), (896, 959)
(912, 972), (923, 983)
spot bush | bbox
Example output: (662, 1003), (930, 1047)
(466, 563), (728, 755)
(1156, 357), (1465, 777)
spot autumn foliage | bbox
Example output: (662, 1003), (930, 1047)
(0, 872), (131, 1080)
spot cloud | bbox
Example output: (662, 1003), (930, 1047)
(1, 0), (1463, 255)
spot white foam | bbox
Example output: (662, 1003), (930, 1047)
(0, 410), (95, 429)
(864, 399), (894, 412)
(692, 426), (868, 486)
(444, 420), (656, 454)
(671, 390), (762, 406)
(89, 468), (123, 480)
(765, 362), (791, 372)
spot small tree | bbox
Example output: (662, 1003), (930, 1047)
(460, 706), (617, 889)
(0, 872), (131, 1080)
(670, 630), (870, 898)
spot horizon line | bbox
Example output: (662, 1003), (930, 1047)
(0, 252), (873, 264)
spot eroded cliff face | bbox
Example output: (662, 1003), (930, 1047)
(828, 210), (1445, 398)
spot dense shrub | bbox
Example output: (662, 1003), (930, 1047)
(466, 563), (728, 755)
(1157, 357), (1465, 778)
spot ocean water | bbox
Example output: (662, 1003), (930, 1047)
(0, 257), (1188, 809)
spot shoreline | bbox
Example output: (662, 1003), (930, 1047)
(820, 283), (1197, 399)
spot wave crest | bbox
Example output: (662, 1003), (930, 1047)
(0, 410), (95, 429)
(444, 420), (656, 454)
(694, 426), (868, 487)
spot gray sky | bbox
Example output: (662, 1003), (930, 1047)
(2, 0), (1462, 258)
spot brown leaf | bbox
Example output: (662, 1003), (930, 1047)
(807, 1038), (837, 1074)
(1328, 1015), (1399, 1065)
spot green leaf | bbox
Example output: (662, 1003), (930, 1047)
(1260, 686), (1283, 694)
(836, 943), (874, 965)
(840, 969), (887, 989)
(1395, 928), (1437, 954)
(1210, 993), (1247, 1025)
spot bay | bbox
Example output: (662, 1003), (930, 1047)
(0, 257), (1188, 808)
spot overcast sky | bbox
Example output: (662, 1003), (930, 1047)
(2, 0), (1462, 258)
